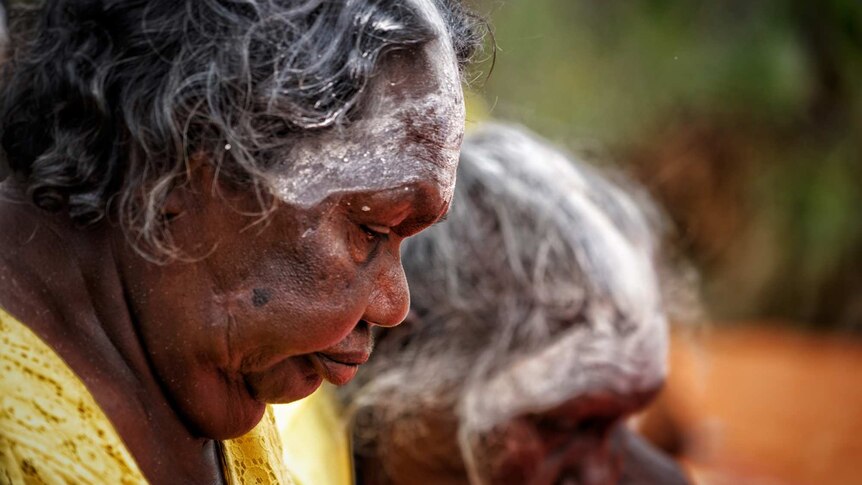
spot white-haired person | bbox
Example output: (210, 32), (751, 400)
(341, 123), (690, 485)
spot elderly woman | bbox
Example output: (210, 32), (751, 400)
(0, 0), (479, 483)
(344, 124), (690, 484)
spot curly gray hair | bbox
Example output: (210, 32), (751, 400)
(0, 0), (482, 260)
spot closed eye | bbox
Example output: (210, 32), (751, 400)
(363, 224), (391, 235)
(361, 224), (391, 241)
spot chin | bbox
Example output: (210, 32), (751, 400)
(179, 375), (270, 441)
(182, 358), (322, 440)
(244, 355), (324, 404)
(222, 398), (270, 440)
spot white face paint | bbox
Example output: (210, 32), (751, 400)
(270, 0), (465, 209)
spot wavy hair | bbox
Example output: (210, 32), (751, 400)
(0, 0), (482, 260)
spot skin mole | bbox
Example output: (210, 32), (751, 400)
(251, 288), (272, 308)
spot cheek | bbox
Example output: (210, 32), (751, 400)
(228, 223), (371, 356)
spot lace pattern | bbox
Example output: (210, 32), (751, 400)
(0, 309), (294, 484)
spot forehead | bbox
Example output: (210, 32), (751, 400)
(269, 11), (465, 208)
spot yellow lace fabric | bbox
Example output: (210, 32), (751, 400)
(222, 408), (295, 485)
(274, 386), (354, 485)
(0, 308), (294, 484)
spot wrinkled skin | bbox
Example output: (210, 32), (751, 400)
(0, 30), (463, 485)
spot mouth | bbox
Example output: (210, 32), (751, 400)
(308, 351), (368, 385)
(308, 321), (373, 386)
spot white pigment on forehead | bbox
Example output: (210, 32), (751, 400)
(270, 0), (464, 209)
(410, 0), (450, 39)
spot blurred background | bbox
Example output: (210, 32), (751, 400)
(465, 0), (862, 483)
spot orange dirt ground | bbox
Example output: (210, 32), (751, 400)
(639, 323), (862, 485)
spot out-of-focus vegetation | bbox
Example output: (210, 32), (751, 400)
(470, 0), (862, 331)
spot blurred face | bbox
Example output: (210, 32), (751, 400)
(366, 368), (684, 485)
(117, 35), (464, 440)
(479, 393), (684, 485)
(363, 356), (687, 485)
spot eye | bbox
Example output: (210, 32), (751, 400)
(349, 222), (392, 263)
(360, 223), (391, 241)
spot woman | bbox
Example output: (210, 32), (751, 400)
(344, 123), (690, 484)
(0, 0), (479, 483)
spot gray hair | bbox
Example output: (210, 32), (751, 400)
(0, 0), (482, 261)
(344, 122), (671, 483)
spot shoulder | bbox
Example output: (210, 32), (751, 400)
(0, 310), (146, 484)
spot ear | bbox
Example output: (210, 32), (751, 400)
(161, 152), (216, 223)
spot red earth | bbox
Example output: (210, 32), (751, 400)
(638, 323), (862, 485)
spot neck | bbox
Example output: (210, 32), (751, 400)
(0, 193), (223, 483)
(0, 195), (147, 388)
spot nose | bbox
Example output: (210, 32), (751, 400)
(500, 389), (666, 485)
(362, 252), (410, 328)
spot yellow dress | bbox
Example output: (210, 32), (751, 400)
(0, 308), (294, 484)
(273, 386), (354, 485)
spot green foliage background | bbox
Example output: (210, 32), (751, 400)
(471, 0), (862, 330)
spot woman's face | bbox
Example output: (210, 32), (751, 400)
(118, 38), (464, 439)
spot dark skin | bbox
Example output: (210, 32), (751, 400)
(489, 391), (689, 485)
(0, 38), (463, 484)
(355, 320), (689, 485)
(356, 389), (690, 485)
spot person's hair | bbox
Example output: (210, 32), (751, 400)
(344, 123), (669, 483)
(0, 0), (482, 260)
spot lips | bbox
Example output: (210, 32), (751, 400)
(309, 351), (368, 385)
(245, 322), (374, 401)
(308, 321), (373, 385)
